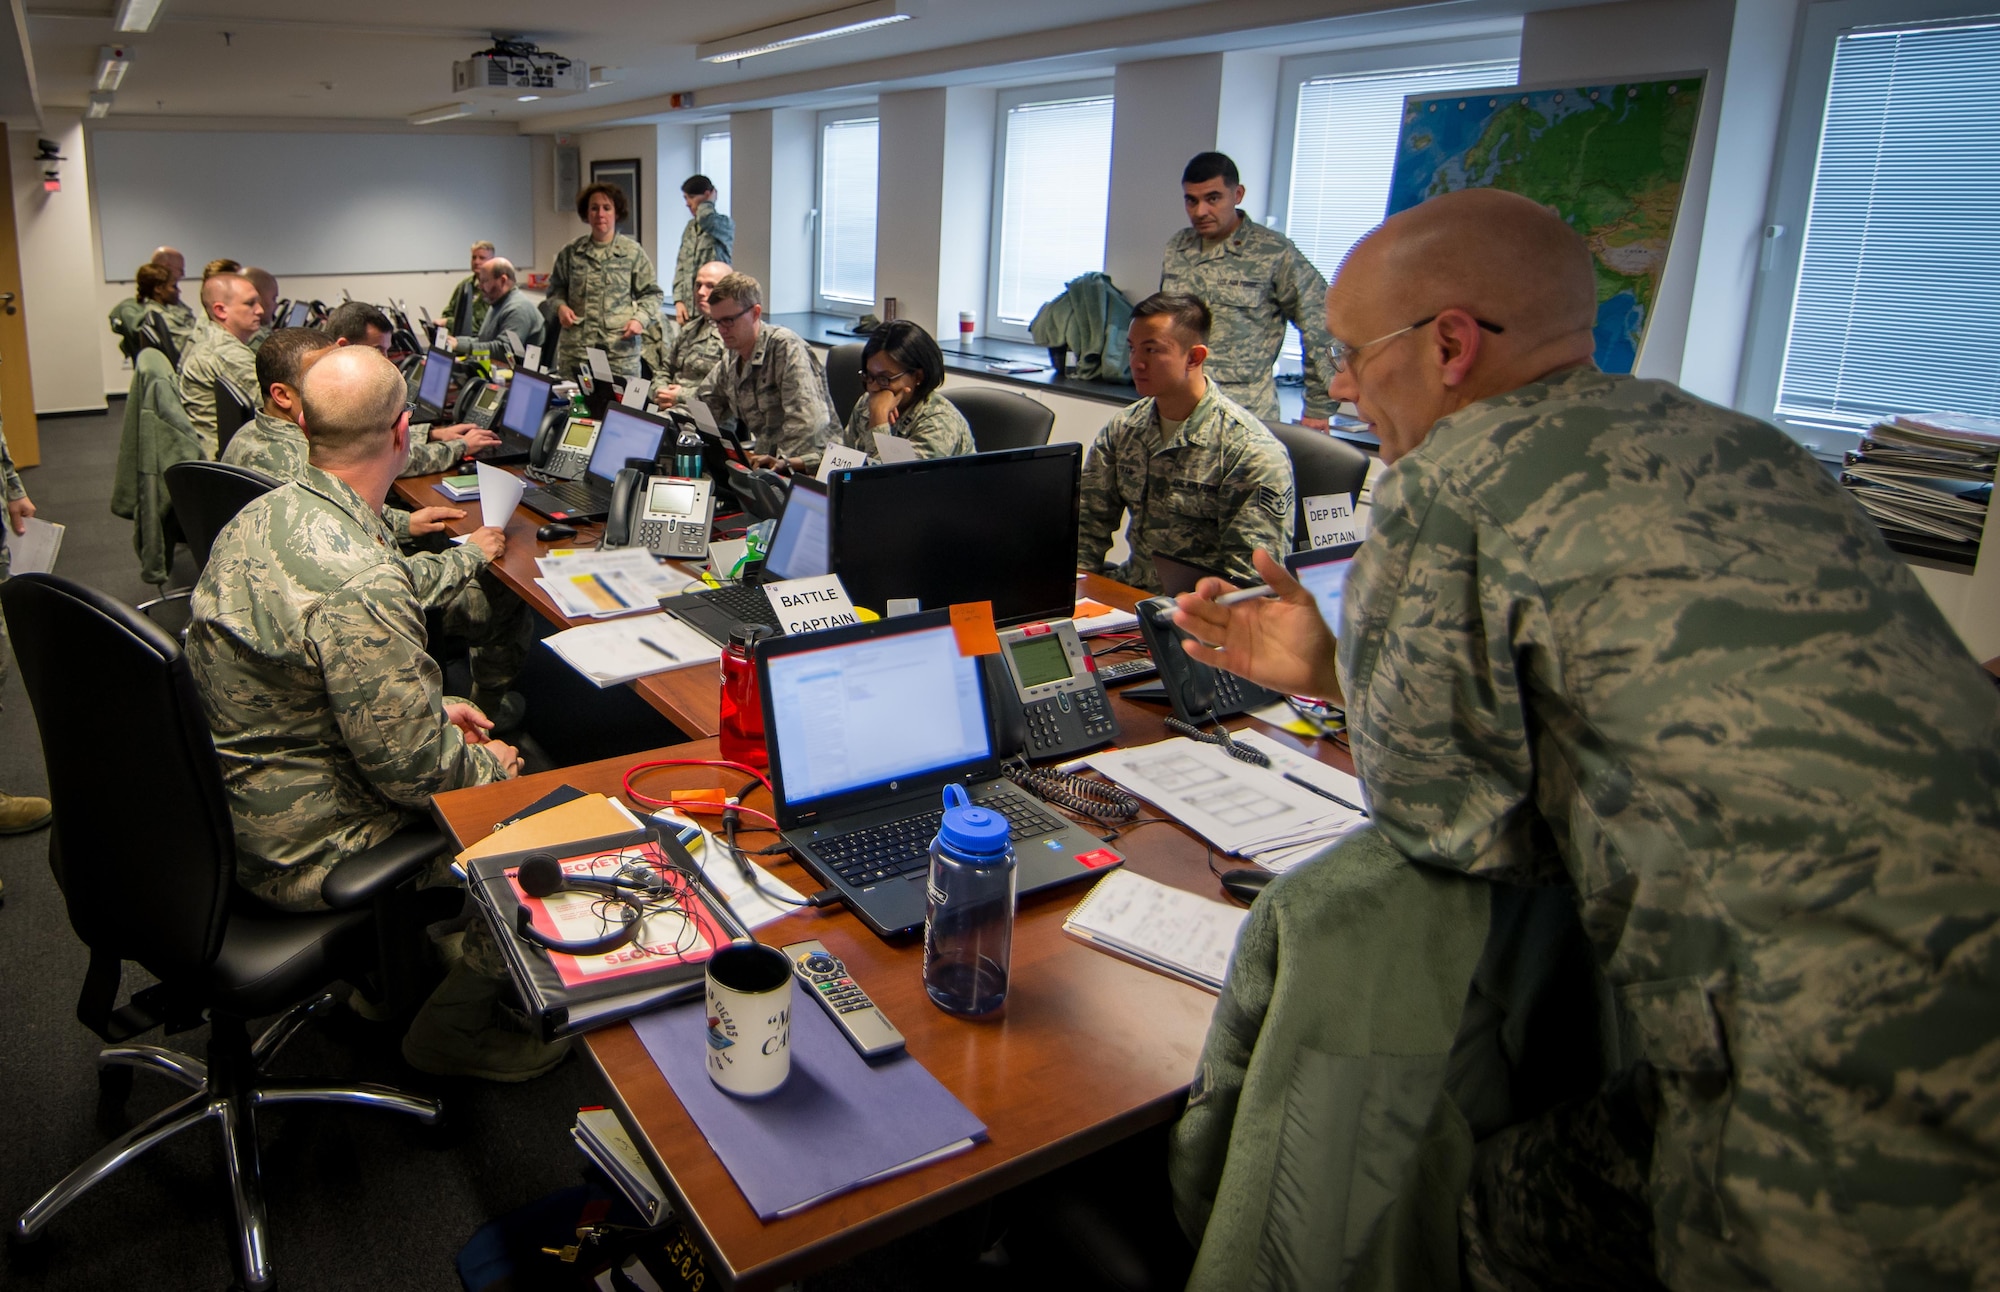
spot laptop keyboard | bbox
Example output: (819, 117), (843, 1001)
(810, 788), (1065, 888)
(531, 477), (599, 514)
(695, 582), (783, 628)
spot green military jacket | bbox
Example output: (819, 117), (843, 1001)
(175, 324), (259, 456)
(1162, 214), (1335, 421)
(221, 409), (485, 604)
(1340, 366), (2000, 1286)
(547, 233), (664, 379)
(157, 300), (198, 355)
(672, 200), (734, 307)
(836, 388), (974, 461)
(1077, 382), (1294, 592)
(108, 297), (148, 347)
(693, 323), (834, 469)
(402, 424), (466, 478)
(651, 315), (723, 391)
(441, 273), (489, 339)
(1029, 271), (1133, 382)
(186, 466), (505, 910)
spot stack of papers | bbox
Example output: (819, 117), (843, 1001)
(1841, 413), (1997, 551)
(1063, 869), (1248, 992)
(536, 548), (686, 619)
(1088, 731), (1368, 873)
(4, 517), (64, 575)
(543, 612), (722, 686)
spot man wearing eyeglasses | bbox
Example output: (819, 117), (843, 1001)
(1163, 151), (1337, 429)
(669, 272), (835, 473)
(1170, 188), (2000, 1287)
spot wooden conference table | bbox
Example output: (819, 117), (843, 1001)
(415, 464), (1359, 1286)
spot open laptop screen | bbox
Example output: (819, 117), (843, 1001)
(765, 623), (990, 809)
(764, 479), (829, 581)
(1287, 543), (1363, 635)
(500, 369), (551, 438)
(586, 406), (667, 483)
(416, 349), (452, 414)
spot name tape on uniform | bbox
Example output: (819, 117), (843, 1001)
(1303, 492), (1370, 550)
(764, 574), (860, 636)
(816, 444), (870, 482)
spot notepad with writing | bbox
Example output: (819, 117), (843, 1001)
(1063, 869), (1249, 993)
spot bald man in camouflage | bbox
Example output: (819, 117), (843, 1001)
(1174, 188), (2000, 1288)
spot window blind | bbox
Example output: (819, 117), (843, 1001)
(700, 132), (731, 217)
(819, 118), (879, 306)
(994, 96), (1115, 325)
(1285, 61), (1519, 282)
(1777, 20), (2000, 425)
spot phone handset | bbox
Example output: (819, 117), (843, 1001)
(604, 467), (646, 548)
(1131, 596), (1281, 725)
(601, 473), (716, 559)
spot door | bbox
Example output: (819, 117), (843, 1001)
(0, 131), (40, 467)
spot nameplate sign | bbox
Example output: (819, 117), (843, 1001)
(620, 377), (650, 409)
(435, 325), (452, 350)
(815, 444), (870, 482)
(504, 330), (524, 360)
(524, 343), (543, 371)
(1303, 492), (1369, 549)
(764, 574), (860, 636)
(586, 348), (613, 381)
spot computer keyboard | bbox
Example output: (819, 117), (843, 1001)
(812, 789), (1062, 888)
(530, 477), (598, 513)
(693, 582), (783, 628)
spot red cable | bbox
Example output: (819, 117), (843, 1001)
(621, 757), (778, 831)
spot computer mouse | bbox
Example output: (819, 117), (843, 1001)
(536, 522), (577, 543)
(1219, 868), (1275, 904)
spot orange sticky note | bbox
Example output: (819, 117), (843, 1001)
(950, 601), (1002, 656)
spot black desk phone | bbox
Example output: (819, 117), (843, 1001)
(528, 414), (598, 482)
(605, 470), (716, 560)
(990, 620), (1118, 760)
(1131, 596), (1281, 723)
(462, 380), (503, 430)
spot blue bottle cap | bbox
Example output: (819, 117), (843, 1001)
(938, 783), (1009, 857)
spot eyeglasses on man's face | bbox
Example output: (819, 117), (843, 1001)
(710, 308), (755, 328)
(1325, 314), (1505, 376)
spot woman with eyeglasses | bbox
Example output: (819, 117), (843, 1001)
(545, 182), (665, 381)
(834, 320), (974, 461)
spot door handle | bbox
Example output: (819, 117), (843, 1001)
(0, 291), (15, 315)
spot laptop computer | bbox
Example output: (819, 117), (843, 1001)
(759, 610), (1123, 939)
(482, 367), (552, 464)
(519, 404), (669, 523)
(411, 348), (455, 421)
(1286, 542), (1363, 635)
(658, 476), (830, 644)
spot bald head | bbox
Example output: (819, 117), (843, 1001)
(151, 246), (185, 280)
(300, 346), (407, 468)
(693, 259), (731, 314)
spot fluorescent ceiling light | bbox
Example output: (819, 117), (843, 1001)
(697, 0), (910, 63)
(95, 45), (132, 92)
(87, 93), (114, 119)
(517, 94), (540, 102)
(113, 0), (167, 34)
(408, 101), (475, 125)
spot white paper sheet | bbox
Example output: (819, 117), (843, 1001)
(816, 444), (869, 481)
(871, 432), (920, 463)
(1063, 870), (1248, 991)
(620, 377), (650, 408)
(586, 347), (613, 380)
(1088, 738), (1361, 858)
(5, 517), (64, 575)
(524, 343), (542, 371)
(475, 462), (525, 530)
(541, 612), (721, 686)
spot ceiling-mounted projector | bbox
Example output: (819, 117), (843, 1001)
(453, 38), (589, 97)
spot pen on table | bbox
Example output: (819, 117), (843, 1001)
(638, 636), (679, 662)
(1282, 771), (1367, 814)
(1215, 584), (1277, 606)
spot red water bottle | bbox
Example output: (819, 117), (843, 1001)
(719, 625), (773, 769)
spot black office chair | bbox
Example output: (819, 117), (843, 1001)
(164, 460), (280, 571)
(214, 378), (258, 455)
(2, 574), (447, 1292)
(945, 387), (1056, 453)
(826, 341), (866, 426)
(1262, 420), (1372, 551)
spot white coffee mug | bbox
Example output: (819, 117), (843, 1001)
(705, 941), (793, 1098)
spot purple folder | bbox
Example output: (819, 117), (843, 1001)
(632, 996), (987, 1220)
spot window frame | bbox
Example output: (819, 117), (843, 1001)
(814, 106), (881, 316)
(984, 78), (1116, 344)
(1738, 0), (2000, 456)
(699, 130), (731, 218)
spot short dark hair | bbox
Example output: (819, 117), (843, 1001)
(709, 272), (763, 311)
(1131, 292), (1211, 346)
(576, 182), (628, 223)
(861, 320), (945, 407)
(203, 258), (242, 279)
(255, 327), (334, 402)
(1181, 151), (1239, 189)
(135, 262), (174, 303)
(323, 301), (392, 344)
(682, 174), (716, 197)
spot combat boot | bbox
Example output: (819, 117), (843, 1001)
(401, 960), (569, 1082)
(0, 792), (52, 834)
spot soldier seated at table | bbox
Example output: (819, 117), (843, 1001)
(324, 301), (499, 476)
(1077, 292), (1294, 593)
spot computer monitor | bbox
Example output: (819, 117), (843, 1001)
(414, 349), (453, 419)
(763, 477), (830, 582)
(585, 405), (668, 484)
(1285, 543), (1363, 635)
(282, 301), (310, 328)
(825, 443), (1082, 626)
(499, 369), (552, 439)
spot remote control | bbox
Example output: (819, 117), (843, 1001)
(781, 940), (906, 1058)
(1097, 656), (1158, 685)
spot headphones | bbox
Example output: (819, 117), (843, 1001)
(512, 852), (667, 957)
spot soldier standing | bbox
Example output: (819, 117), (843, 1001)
(546, 184), (664, 381)
(1162, 152), (1336, 428)
(672, 175), (734, 327)
(1077, 292), (1293, 593)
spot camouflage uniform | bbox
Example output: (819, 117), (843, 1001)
(175, 324), (259, 457)
(1335, 367), (2000, 1288)
(186, 468), (508, 910)
(1077, 382), (1294, 593)
(157, 300), (198, 355)
(692, 323), (835, 469)
(649, 315), (723, 395)
(441, 274), (488, 339)
(221, 410), (527, 693)
(246, 324), (272, 354)
(836, 388), (974, 461)
(546, 233), (664, 380)
(0, 417), (26, 693)
(672, 200), (734, 309)
(1161, 214), (1336, 421)
(401, 425), (468, 478)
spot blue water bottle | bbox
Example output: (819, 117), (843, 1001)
(923, 784), (1016, 1017)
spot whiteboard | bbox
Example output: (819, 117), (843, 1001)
(93, 130), (534, 279)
